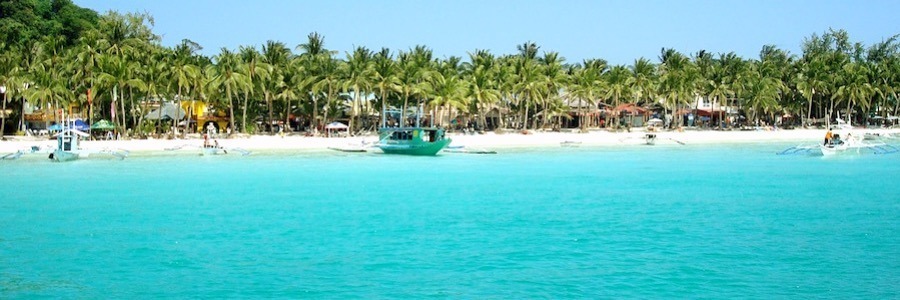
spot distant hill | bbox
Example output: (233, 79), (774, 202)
(0, 0), (99, 48)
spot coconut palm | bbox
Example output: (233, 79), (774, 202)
(604, 65), (631, 130)
(658, 48), (699, 128)
(397, 46), (436, 126)
(170, 39), (202, 133)
(429, 71), (467, 127)
(832, 62), (877, 122)
(260, 40), (292, 132)
(464, 49), (501, 131)
(343, 46), (375, 133)
(536, 51), (567, 129)
(628, 57), (657, 108)
(207, 48), (250, 135)
(372, 48), (400, 128)
(238, 46), (271, 133)
(0, 44), (21, 136)
(297, 32), (337, 134)
(569, 59), (605, 130)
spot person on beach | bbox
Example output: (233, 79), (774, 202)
(824, 129), (833, 145)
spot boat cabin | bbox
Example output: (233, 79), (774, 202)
(381, 127), (446, 143)
(57, 130), (81, 151)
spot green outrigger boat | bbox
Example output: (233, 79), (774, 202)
(377, 127), (452, 156)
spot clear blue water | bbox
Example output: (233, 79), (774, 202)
(1, 144), (898, 298)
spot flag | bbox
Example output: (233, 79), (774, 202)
(111, 86), (117, 120)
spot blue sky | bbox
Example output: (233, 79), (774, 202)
(73, 0), (900, 65)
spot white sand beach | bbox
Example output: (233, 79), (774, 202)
(3, 127), (898, 155)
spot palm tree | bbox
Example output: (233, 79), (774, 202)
(397, 46), (435, 127)
(311, 55), (343, 128)
(537, 51), (567, 129)
(261, 40), (292, 133)
(297, 32), (336, 134)
(569, 59), (605, 131)
(604, 65), (631, 130)
(658, 48), (699, 128)
(372, 48), (400, 128)
(428, 71), (467, 127)
(464, 49), (501, 131)
(343, 46), (374, 133)
(207, 48), (250, 136)
(238, 45), (270, 133)
(513, 42), (545, 130)
(832, 62), (876, 123)
(0, 44), (20, 137)
(628, 57), (657, 108)
(171, 39), (202, 133)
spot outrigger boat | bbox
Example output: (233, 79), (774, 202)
(46, 128), (128, 162)
(378, 127), (451, 155)
(644, 133), (657, 145)
(778, 130), (899, 156)
(49, 128), (89, 162)
(376, 106), (451, 156)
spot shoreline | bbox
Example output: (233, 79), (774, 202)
(2, 128), (898, 155)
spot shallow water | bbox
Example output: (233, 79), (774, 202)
(1, 144), (898, 298)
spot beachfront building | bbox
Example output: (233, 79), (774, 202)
(691, 95), (740, 128)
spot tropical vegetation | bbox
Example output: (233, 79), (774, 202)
(2, 0), (900, 137)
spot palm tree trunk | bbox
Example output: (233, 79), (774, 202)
(242, 90), (249, 134)
(266, 91), (274, 134)
(228, 85), (235, 137)
(522, 91), (529, 130)
(129, 87), (137, 135)
(401, 90), (410, 127)
(349, 85), (358, 134)
(312, 95), (319, 135)
(1, 92), (7, 138)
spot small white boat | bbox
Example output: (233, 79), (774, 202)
(201, 146), (226, 155)
(819, 131), (898, 156)
(644, 134), (657, 145)
(49, 128), (90, 162)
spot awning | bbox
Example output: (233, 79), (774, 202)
(325, 122), (349, 129)
(145, 103), (186, 120)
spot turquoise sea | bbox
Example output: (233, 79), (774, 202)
(1, 144), (899, 298)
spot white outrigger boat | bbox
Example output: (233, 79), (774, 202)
(164, 138), (251, 156)
(778, 129), (899, 156)
(49, 128), (89, 162)
(818, 132), (900, 156)
(45, 128), (129, 162)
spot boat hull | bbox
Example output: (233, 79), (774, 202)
(50, 150), (79, 162)
(379, 138), (451, 156)
(201, 147), (224, 155)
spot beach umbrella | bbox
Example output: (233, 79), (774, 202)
(325, 122), (349, 129)
(73, 119), (90, 131)
(91, 119), (115, 130)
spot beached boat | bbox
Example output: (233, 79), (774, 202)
(377, 127), (451, 156)
(49, 128), (90, 162)
(201, 145), (226, 155)
(644, 133), (657, 145)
